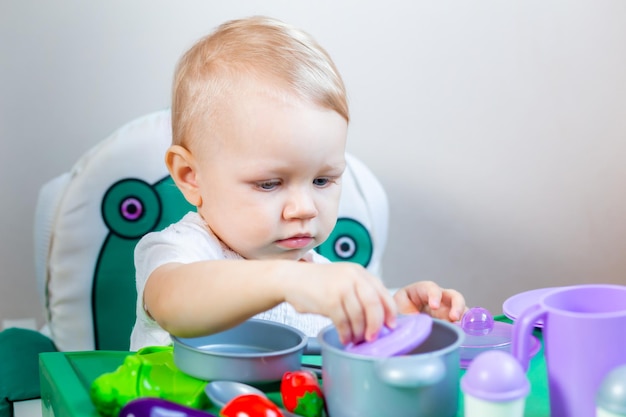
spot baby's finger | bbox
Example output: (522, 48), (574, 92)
(342, 289), (367, 343)
(379, 295), (398, 330)
(394, 289), (424, 314)
(328, 305), (354, 346)
(423, 281), (444, 310)
(368, 276), (397, 329)
(445, 289), (468, 321)
(354, 284), (385, 342)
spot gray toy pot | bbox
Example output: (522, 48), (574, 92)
(318, 318), (464, 417)
(172, 319), (309, 383)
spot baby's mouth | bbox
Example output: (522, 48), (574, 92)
(275, 235), (314, 250)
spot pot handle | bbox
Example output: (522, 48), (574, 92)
(374, 356), (445, 388)
(304, 337), (321, 355)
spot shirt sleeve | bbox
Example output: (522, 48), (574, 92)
(131, 213), (232, 349)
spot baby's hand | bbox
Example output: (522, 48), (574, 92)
(283, 262), (397, 345)
(393, 280), (467, 322)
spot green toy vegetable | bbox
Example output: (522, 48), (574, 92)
(89, 346), (208, 416)
(280, 370), (324, 417)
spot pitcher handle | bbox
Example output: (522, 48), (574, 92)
(512, 303), (546, 371)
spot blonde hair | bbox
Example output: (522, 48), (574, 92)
(171, 16), (349, 147)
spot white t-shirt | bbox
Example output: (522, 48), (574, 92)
(130, 212), (332, 351)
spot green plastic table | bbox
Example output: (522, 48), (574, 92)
(39, 319), (549, 417)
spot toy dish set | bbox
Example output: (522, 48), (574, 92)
(173, 315), (464, 417)
(166, 284), (626, 417)
(170, 311), (530, 417)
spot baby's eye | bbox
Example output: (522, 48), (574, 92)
(313, 178), (330, 187)
(257, 180), (280, 191)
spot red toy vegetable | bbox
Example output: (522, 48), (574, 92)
(220, 394), (283, 417)
(280, 370), (324, 417)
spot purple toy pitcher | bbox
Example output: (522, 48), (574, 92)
(512, 284), (626, 417)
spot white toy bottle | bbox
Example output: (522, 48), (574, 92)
(461, 350), (529, 417)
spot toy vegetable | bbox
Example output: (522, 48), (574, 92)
(220, 394), (283, 417)
(89, 346), (208, 417)
(280, 370), (324, 417)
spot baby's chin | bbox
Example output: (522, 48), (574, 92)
(250, 249), (312, 262)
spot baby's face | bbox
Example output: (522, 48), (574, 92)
(193, 90), (348, 261)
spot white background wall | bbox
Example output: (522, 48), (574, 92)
(2, 0), (626, 327)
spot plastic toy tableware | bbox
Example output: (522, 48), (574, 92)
(344, 313), (433, 356)
(205, 380), (264, 408)
(319, 318), (464, 417)
(597, 364), (626, 417)
(205, 381), (299, 417)
(461, 350), (529, 417)
(458, 307), (540, 369)
(502, 287), (563, 327)
(513, 284), (626, 417)
(172, 319), (308, 383)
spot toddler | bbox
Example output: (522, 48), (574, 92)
(130, 16), (466, 351)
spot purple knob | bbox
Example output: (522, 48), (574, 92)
(461, 307), (494, 336)
(461, 350), (530, 402)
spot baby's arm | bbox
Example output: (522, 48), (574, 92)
(393, 280), (467, 322)
(143, 259), (397, 345)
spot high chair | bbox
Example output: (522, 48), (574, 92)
(0, 109), (389, 417)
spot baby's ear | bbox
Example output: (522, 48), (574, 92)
(165, 145), (202, 206)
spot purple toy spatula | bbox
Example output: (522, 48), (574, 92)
(344, 313), (433, 357)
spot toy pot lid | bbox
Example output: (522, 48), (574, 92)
(344, 313), (433, 357)
(458, 307), (540, 369)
